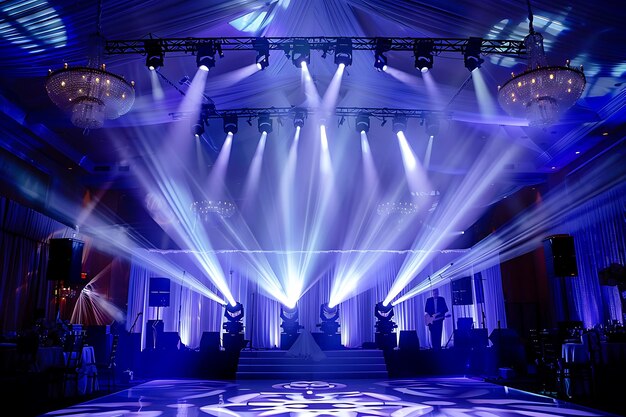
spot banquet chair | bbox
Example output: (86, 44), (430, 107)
(96, 333), (119, 392)
(15, 331), (41, 386)
(556, 329), (600, 401)
(530, 328), (560, 396)
(47, 333), (85, 398)
(16, 331), (39, 371)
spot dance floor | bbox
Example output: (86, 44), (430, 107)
(38, 376), (620, 417)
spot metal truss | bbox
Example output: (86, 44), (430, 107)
(170, 105), (451, 122)
(106, 36), (525, 56)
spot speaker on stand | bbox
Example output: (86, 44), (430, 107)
(543, 235), (578, 322)
(451, 277), (473, 305)
(47, 238), (84, 318)
(148, 278), (170, 350)
(47, 238), (85, 283)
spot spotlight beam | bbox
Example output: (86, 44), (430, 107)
(384, 138), (519, 305)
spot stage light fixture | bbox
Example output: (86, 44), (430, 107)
(196, 42), (216, 71)
(223, 301), (244, 334)
(258, 112), (272, 133)
(192, 116), (205, 138)
(292, 39), (310, 68)
(464, 37), (484, 72)
(144, 39), (164, 71)
(280, 304), (303, 336)
(293, 108), (306, 128)
(355, 113), (370, 133)
(392, 115), (407, 134)
(334, 38), (352, 67)
(318, 302), (340, 336)
(425, 114), (440, 137)
(413, 39), (434, 73)
(253, 37), (270, 70)
(374, 301), (398, 335)
(223, 114), (238, 134)
(374, 38), (392, 71)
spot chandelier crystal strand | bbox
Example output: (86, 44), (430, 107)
(377, 201), (419, 216)
(191, 200), (237, 219)
(45, 0), (135, 130)
(497, 1), (585, 126)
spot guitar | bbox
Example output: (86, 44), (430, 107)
(424, 312), (451, 327)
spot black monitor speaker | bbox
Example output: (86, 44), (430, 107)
(457, 317), (473, 331)
(160, 332), (180, 351)
(456, 328), (488, 349)
(399, 330), (419, 350)
(200, 331), (221, 352)
(543, 234), (578, 277)
(47, 238), (84, 283)
(489, 328), (520, 347)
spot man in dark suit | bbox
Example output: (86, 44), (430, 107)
(424, 288), (449, 350)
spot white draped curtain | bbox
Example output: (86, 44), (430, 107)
(126, 249), (507, 350)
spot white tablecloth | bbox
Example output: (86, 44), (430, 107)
(561, 343), (588, 363)
(64, 346), (99, 395)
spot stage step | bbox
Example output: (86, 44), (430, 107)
(236, 349), (388, 380)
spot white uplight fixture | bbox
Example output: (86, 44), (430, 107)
(497, 1), (585, 126)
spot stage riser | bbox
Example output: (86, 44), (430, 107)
(236, 349), (388, 379)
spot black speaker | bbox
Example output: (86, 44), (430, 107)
(280, 332), (299, 350)
(200, 331), (221, 352)
(223, 333), (245, 351)
(489, 328), (520, 347)
(160, 332), (180, 351)
(399, 330), (419, 350)
(454, 329), (472, 349)
(149, 277), (170, 307)
(375, 332), (397, 350)
(47, 238), (84, 282)
(312, 332), (341, 350)
(457, 317), (473, 331)
(543, 234), (578, 277)
(470, 328), (489, 348)
(455, 328), (488, 349)
(452, 276), (473, 305)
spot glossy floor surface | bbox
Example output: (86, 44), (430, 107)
(38, 377), (621, 417)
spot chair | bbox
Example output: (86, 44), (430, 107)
(47, 333), (85, 398)
(556, 356), (595, 401)
(96, 333), (119, 392)
(557, 329), (602, 401)
(15, 331), (40, 373)
(529, 328), (560, 396)
(15, 331), (41, 387)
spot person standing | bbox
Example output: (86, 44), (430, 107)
(424, 287), (449, 350)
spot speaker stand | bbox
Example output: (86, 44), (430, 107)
(559, 276), (571, 322)
(53, 280), (64, 320)
(444, 328), (454, 349)
(152, 306), (162, 350)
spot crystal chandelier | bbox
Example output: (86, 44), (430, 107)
(377, 201), (419, 216)
(497, 1), (585, 126)
(191, 200), (237, 219)
(45, 1), (134, 130)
